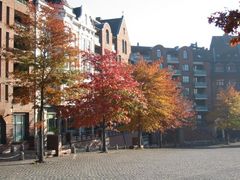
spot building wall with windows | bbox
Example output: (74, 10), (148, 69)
(54, 2), (96, 72)
(95, 16), (131, 63)
(131, 43), (211, 127)
(210, 35), (240, 108)
(35, 1), (97, 135)
(0, 0), (34, 145)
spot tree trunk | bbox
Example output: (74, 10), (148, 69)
(138, 127), (143, 148)
(221, 129), (225, 142)
(158, 131), (163, 148)
(225, 129), (230, 145)
(102, 119), (108, 152)
(174, 130), (177, 148)
(122, 131), (127, 149)
(37, 87), (44, 163)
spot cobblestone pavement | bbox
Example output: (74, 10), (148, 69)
(1, 147), (240, 180)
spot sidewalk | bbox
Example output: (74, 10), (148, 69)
(207, 141), (240, 149)
(0, 150), (36, 163)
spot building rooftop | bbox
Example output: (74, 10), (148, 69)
(98, 16), (124, 36)
(210, 35), (240, 61)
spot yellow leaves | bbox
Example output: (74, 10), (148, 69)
(127, 60), (194, 133)
(212, 85), (240, 129)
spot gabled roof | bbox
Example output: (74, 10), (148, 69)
(99, 16), (124, 36)
(210, 35), (240, 61)
(95, 23), (104, 30)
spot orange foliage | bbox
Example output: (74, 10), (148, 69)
(127, 60), (195, 133)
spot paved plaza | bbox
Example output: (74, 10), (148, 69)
(1, 146), (240, 180)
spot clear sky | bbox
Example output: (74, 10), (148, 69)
(67, 0), (239, 49)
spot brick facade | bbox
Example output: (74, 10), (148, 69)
(0, 0), (34, 145)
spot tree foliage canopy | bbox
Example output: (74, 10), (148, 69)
(209, 4), (240, 46)
(208, 86), (240, 129)
(126, 60), (195, 133)
(64, 52), (144, 128)
(7, 2), (80, 106)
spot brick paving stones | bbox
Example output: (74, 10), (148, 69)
(1, 147), (240, 179)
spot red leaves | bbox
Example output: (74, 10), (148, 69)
(66, 52), (143, 128)
(209, 6), (240, 46)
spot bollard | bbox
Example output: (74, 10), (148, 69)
(86, 145), (90, 152)
(115, 144), (119, 150)
(20, 144), (24, 151)
(11, 145), (16, 153)
(20, 151), (24, 160)
(71, 144), (76, 154)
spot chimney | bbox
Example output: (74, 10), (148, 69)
(96, 17), (101, 21)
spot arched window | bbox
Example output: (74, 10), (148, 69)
(156, 49), (161, 58)
(122, 40), (125, 53)
(124, 41), (127, 54)
(106, 30), (110, 44)
(183, 50), (188, 59)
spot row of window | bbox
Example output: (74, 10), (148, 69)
(183, 88), (207, 96)
(106, 30), (128, 55)
(216, 79), (240, 87)
(215, 64), (240, 72)
(168, 64), (205, 72)
(0, 2), (10, 25)
(156, 49), (188, 59)
(168, 64), (189, 71)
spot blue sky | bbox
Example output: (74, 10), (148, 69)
(68, 0), (239, 49)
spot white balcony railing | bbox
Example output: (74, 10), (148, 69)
(194, 70), (207, 76)
(195, 106), (208, 112)
(194, 94), (208, 99)
(194, 82), (207, 88)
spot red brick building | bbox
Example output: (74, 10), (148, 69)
(95, 16), (131, 63)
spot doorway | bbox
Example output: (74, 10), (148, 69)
(0, 116), (6, 144)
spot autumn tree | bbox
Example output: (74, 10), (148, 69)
(64, 52), (144, 152)
(208, 3), (240, 46)
(126, 60), (194, 147)
(208, 86), (240, 143)
(5, 2), (80, 162)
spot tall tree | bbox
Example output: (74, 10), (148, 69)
(127, 60), (194, 147)
(5, 2), (80, 162)
(64, 52), (144, 152)
(208, 86), (240, 143)
(208, 3), (240, 46)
